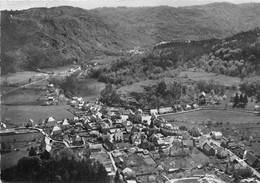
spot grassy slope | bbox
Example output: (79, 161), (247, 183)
(1, 3), (260, 73)
(1, 105), (74, 125)
(179, 71), (241, 86)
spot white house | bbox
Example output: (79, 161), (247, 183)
(150, 109), (158, 115)
(114, 130), (124, 142)
(51, 126), (62, 136)
(211, 131), (223, 140)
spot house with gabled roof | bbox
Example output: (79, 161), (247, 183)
(51, 126), (62, 136)
(202, 142), (215, 156)
(227, 142), (237, 149)
(45, 117), (56, 127)
(245, 151), (259, 168)
(103, 139), (116, 151)
(73, 135), (84, 146)
(114, 129), (124, 142)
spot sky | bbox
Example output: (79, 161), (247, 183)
(1, 0), (260, 11)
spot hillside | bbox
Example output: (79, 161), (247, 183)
(92, 3), (260, 42)
(96, 28), (260, 86)
(1, 2), (260, 74)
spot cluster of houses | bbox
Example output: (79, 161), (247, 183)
(34, 98), (260, 182)
(42, 83), (68, 106)
(220, 137), (260, 170)
(27, 86), (259, 182)
(150, 103), (200, 115)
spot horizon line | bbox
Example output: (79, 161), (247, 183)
(1, 0), (259, 11)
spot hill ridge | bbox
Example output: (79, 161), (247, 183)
(1, 3), (260, 73)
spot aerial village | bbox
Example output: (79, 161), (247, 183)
(1, 80), (260, 183)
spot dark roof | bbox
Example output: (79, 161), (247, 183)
(103, 139), (116, 151)
(227, 142), (237, 148)
(245, 152), (259, 167)
(203, 143), (214, 152)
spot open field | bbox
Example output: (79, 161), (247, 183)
(1, 71), (48, 85)
(117, 77), (185, 95)
(124, 153), (158, 175)
(117, 79), (158, 94)
(1, 87), (45, 105)
(179, 71), (241, 86)
(162, 110), (260, 124)
(1, 150), (29, 169)
(1, 132), (43, 146)
(1, 105), (74, 126)
(89, 56), (118, 65)
(1, 132), (44, 169)
(39, 64), (79, 74)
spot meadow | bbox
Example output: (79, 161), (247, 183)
(162, 109), (260, 124)
(179, 71), (241, 86)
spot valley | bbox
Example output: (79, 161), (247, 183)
(1, 2), (260, 183)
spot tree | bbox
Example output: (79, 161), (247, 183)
(233, 93), (239, 107)
(257, 91), (260, 102)
(233, 166), (253, 180)
(243, 94), (248, 104)
(149, 120), (154, 128)
(82, 148), (91, 158)
(96, 163), (108, 183)
(248, 54), (256, 63)
(25, 122), (32, 128)
(239, 93), (244, 103)
(60, 75), (77, 93)
(189, 127), (200, 137)
(100, 84), (121, 106)
(40, 150), (50, 159)
(17, 156), (42, 180)
(114, 170), (120, 183)
(29, 147), (37, 156)
(128, 113), (142, 124)
(157, 81), (167, 95)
